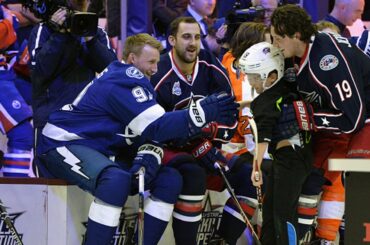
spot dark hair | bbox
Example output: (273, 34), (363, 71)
(230, 22), (267, 60)
(271, 4), (317, 42)
(122, 33), (163, 61)
(168, 16), (201, 37)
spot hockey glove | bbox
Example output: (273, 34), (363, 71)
(277, 101), (315, 138)
(200, 122), (237, 143)
(191, 140), (237, 173)
(188, 92), (239, 129)
(237, 115), (252, 136)
(130, 143), (164, 187)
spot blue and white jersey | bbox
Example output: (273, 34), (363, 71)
(42, 61), (192, 156)
(297, 32), (370, 133)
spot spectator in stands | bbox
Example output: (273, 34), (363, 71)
(183, 0), (219, 52)
(152, 0), (188, 38)
(0, 4), (34, 177)
(324, 0), (365, 37)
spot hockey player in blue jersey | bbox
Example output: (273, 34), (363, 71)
(271, 4), (370, 244)
(0, 4), (34, 177)
(151, 16), (258, 245)
(40, 33), (239, 245)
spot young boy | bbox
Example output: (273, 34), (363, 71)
(238, 41), (313, 245)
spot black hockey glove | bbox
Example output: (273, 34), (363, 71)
(130, 143), (163, 187)
(188, 92), (239, 130)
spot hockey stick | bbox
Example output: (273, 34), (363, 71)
(248, 118), (263, 215)
(0, 199), (24, 245)
(137, 167), (145, 245)
(214, 162), (262, 245)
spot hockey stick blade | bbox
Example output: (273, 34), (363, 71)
(214, 163), (262, 245)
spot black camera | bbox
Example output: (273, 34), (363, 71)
(217, 3), (265, 45)
(227, 5), (265, 24)
(21, 0), (98, 36)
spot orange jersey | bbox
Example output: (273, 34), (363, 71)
(222, 51), (251, 155)
(0, 19), (17, 49)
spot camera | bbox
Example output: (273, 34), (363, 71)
(217, 3), (265, 45)
(227, 5), (265, 25)
(21, 0), (98, 36)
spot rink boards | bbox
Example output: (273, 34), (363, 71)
(0, 178), (248, 245)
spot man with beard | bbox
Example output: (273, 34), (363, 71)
(151, 16), (256, 245)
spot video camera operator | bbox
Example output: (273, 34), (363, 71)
(216, 2), (265, 59)
(23, 0), (117, 176)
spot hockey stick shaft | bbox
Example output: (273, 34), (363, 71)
(0, 200), (23, 245)
(137, 167), (145, 245)
(214, 163), (262, 245)
(237, 100), (252, 110)
(248, 118), (263, 212)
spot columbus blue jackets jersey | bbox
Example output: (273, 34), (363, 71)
(151, 49), (233, 111)
(296, 32), (370, 133)
(41, 61), (194, 156)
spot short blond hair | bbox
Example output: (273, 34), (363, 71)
(316, 21), (340, 34)
(122, 33), (163, 61)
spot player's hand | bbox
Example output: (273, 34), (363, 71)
(130, 143), (163, 187)
(1, 6), (13, 23)
(188, 92), (239, 129)
(277, 101), (315, 138)
(200, 121), (237, 143)
(49, 8), (68, 32)
(251, 166), (263, 187)
(191, 140), (233, 173)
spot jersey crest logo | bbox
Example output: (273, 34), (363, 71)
(172, 81), (182, 96)
(12, 100), (21, 109)
(126, 66), (144, 79)
(319, 55), (339, 71)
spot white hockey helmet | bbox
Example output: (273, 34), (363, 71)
(238, 41), (284, 90)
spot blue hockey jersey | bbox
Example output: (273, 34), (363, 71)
(151, 49), (233, 111)
(41, 61), (196, 156)
(296, 32), (370, 133)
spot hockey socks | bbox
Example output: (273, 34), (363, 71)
(216, 211), (246, 245)
(2, 121), (34, 177)
(172, 194), (204, 245)
(85, 200), (122, 245)
(84, 167), (131, 245)
(172, 163), (206, 245)
(2, 149), (32, 177)
(139, 197), (174, 244)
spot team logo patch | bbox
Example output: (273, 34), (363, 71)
(172, 81), (182, 96)
(262, 47), (270, 54)
(12, 100), (21, 109)
(126, 66), (144, 79)
(319, 55), (339, 71)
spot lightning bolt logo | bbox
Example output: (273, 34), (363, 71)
(56, 147), (90, 179)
